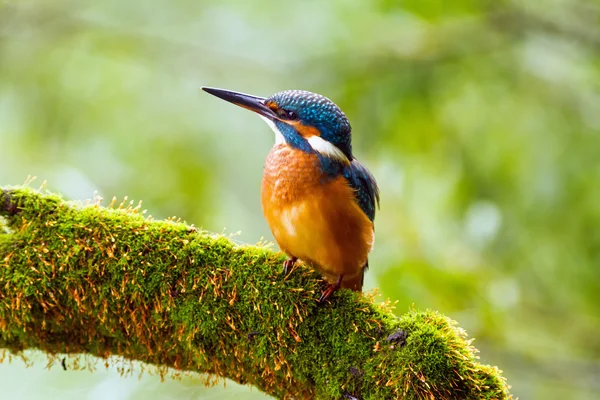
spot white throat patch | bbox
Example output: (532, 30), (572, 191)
(260, 116), (285, 145)
(259, 116), (350, 165)
(307, 135), (350, 164)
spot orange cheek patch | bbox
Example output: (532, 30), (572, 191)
(290, 122), (321, 138)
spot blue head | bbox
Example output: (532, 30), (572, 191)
(265, 90), (352, 159)
(202, 87), (353, 163)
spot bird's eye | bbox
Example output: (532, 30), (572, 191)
(277, 108), (298, 120)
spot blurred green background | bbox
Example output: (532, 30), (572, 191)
(1, 0), (599, 398)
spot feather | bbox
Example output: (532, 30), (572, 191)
(343, 159), (380, 222)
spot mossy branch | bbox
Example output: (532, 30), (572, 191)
(0, 187), (511, 399)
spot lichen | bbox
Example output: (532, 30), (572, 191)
(0, 187), (511, 399)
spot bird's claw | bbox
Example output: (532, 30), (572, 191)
(318, 276), (343, 304)
(282, 257), (297, 275)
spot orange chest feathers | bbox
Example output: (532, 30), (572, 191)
(261, 144), (325, 203)
(261, 144), (374, 281)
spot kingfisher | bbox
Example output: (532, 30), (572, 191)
(202, 87), (379, 302)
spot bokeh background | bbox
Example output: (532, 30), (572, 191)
(1, 0), (599, 398)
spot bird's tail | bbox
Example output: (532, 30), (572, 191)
(341, 274), (363, 291)
(341, 264), (366, 292)
(342, 261), (368, 292)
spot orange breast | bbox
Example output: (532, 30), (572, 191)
(261, 144), (374, 286)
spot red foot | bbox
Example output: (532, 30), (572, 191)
(318, 275), (344, 304)
(282, 257), (297, 275)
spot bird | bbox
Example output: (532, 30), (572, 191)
(202, 86), (379, 303)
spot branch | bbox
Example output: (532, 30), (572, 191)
(0, 187), (511, 399)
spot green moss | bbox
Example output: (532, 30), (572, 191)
(0, 187), (511, 399)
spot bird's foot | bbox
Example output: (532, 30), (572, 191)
(318, 275), (344, 304)
(282, 257), (297, 275)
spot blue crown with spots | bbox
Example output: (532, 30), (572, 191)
(268, 90), (353, 158)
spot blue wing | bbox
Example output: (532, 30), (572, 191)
(343, 159), (380, 222)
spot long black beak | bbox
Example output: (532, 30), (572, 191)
(201, 87), (278, 120)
